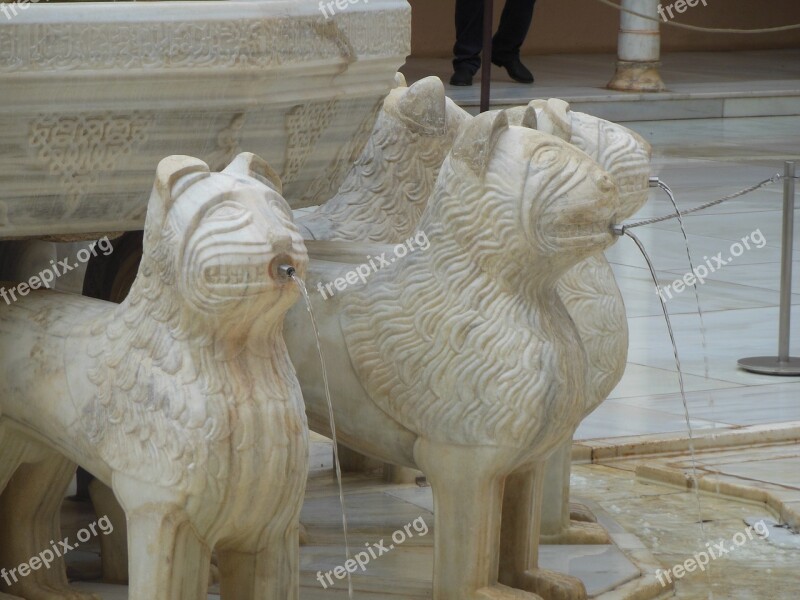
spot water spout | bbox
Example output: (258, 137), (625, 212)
(651, 178), (710, 380)
(292, 274), (355, 599)
(279, 264), (296, 279)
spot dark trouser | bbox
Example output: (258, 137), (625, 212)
(453, 0), (536, 73)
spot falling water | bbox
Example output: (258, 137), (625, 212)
(655, 179), (711, 381)
(613, 174), (790, 599)
(292, 274), (355, 599)
(621, 230), (714, 599)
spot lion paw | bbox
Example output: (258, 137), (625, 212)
(512, 569), (587, 600)
(475, 583), (545, 600)
(568, 502), (596, 523)
(6, 584), (99, 600)
(541, 520), (611, 546)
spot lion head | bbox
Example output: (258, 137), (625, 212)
(435, 110), (619, 289)
(135, 152), (308, 333)
(507, 98), (651, 223)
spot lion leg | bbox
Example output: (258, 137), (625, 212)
(217, 521), (301, 600)
(113, 475), (211, 600)
(0, 427), (26, 600)
(123, 506), (211, 600)
(539, 442), (610, 546)
(0, 445), (98, 600)
(87, 480), (129, 583)
(499, 464), (587, 600)
(414, 438), (543, 600)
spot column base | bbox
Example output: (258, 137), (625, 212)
(607, 60), (666, 92)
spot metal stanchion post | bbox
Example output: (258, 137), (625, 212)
(739, 161), (800, 375)
(480, 0), (493, 113)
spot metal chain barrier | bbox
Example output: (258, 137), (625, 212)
(594, 0), (800, 34)
(619, 172), (786, 232)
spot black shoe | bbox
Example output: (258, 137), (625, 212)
(492, 57), (534, 84)
(450, 66), (474, 87)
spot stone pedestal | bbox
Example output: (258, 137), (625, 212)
(607, 0), (666, 92)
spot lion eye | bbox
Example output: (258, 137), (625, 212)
(206, 201), (249, 221)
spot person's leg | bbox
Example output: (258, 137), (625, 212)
(492, 0), (536, 64)
(453, 0), (485, 74)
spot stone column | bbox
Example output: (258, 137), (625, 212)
(607, 0), (666, 92)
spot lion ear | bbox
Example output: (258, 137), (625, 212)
(521, 104), (538, 129)
(528, 98), (572, 141)
(451, 110), (509, 178)
(153, 155), (210, 218)
(394, 76), (446, 135)
(224, 152), (283, 195)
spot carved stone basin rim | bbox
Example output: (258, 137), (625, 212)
(0, 0), (411, 238)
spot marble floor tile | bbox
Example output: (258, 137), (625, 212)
(609, 381), (800, 427)
(539, 544), (640, 597)
(575, 401), (727, 440)
(72, 584), (220, 599)
(620, 305), (800, 385)
(608, 263), (797, 319)
(664, 261), (800, 296)
(383, 486), (434, 514)
(608, 363), (742, 400)
(605, 227), (800, 271)
(650, 210), (788, 249)
(712, 457), (800, 490)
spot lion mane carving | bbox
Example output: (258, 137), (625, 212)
(0, 153), (309, 600)
(296, 75), (470, 243)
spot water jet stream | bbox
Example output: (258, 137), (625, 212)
(293, 274), (355, 599)
(653, 178), (710, 381)
(621, 230), (714, 598)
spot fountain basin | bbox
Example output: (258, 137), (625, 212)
(0, 0), (410, 238)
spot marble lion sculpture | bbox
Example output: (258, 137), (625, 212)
(296, 74), (470, 243)
(284, 111), (620, 600)
(0, 153), (309, 600)
(298, 93), (651, 598)
(503, 99), (652, 555)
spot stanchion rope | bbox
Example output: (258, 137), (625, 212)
(594, 0), (800, 34)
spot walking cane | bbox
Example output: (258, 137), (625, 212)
(480, 0), (494, 112)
